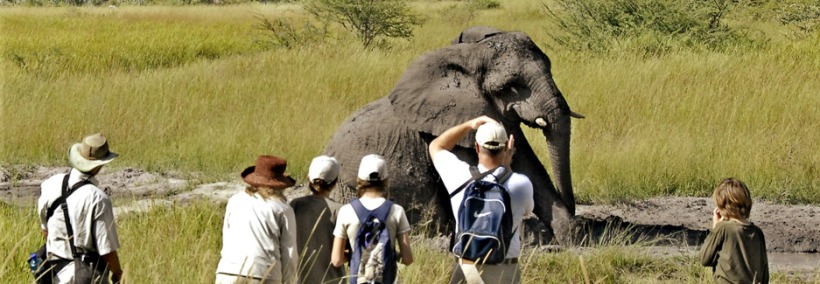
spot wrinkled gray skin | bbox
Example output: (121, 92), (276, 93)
(324, 27), (581, 243)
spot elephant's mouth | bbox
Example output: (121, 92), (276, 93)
(508, 103), (549, 130)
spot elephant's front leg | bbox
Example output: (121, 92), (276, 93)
(509, 128), (575, 245)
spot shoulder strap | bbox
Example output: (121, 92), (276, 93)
(448, 166), (501, 198)
(494, 167), (513, 185)
(46, 173), (92, 220)
(350, 199), (393, 224)
(51, 172), (93, 258)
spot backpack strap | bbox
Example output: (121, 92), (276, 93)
(51, 172), (93, 258)
(448, 166), (506, 198)
(46, 172), (92, 220)
(350, 199), (393, 224)
(494, 167), (513, 185)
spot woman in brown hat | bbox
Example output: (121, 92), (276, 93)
(215, 155), (299, 284)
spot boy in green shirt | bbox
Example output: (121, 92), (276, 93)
(700, 178), (769, 284)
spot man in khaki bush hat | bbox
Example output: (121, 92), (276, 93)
(36, 133), (124, 283)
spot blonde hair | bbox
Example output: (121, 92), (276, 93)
(713, 178), (753, 220)
(355, 178), (389, 198)
(246, 185), (287, 202)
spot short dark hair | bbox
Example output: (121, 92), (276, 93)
(309, 178), (337, 194)
(478, 145), (505, 156)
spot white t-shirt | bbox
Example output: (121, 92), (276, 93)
(216, 192), (298, 283)
(431, 150), (534, 258)
(333, 197), (411, 249)
(38, 168), (120, 259)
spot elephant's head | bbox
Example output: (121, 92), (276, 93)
(389, 28), (583, 214)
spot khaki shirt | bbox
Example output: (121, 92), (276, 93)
(700, 220), (769, 284)
(216, 192), (298, 283)
(38, 169), (120, 260)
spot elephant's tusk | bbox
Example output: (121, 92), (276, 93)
(535, 118), (548, 127)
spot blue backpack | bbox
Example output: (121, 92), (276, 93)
(450, 167), (514, 264)
(349, 199), (397, 284)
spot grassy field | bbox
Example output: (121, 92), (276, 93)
(1, 1), (819, 282)
(2, 201), (816, 283)
(2, 1), (818, 204)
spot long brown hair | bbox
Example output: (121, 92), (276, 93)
(246, 185), (287, 202)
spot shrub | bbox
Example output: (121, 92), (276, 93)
(305, 0), (425, 48)
(544, 0), (766, 55)
(255, 13), (328, 49)
(777, 1), (820, 38)
(468, 0), (500, 10)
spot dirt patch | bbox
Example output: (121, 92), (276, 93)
(2, 165), (818, 274)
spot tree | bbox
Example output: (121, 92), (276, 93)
(306, 0), (424, 48)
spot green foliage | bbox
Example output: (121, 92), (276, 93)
(254, 13), (329, 49)
(468, 0), (500, 10)
(777, 1), (820, 38)
(305, 0), (425, 48)
(544, 0), (767, 55)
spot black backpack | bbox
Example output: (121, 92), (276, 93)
(349, 199), (397, 284)
(450, 166), (514, 264)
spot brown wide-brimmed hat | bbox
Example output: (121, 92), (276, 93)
(241, 155), (296, 189)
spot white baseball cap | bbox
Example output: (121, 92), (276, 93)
(357, 154), (387, 181)
(308, 155), (340, 182)
(475, 122), (508, 150)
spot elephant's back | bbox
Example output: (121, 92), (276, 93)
(322, 98), (443, 222)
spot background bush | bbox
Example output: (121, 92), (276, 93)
(543, 0), (769, 55)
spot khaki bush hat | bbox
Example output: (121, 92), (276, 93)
(68, 133), (119, 173)
(241, 155), (296, 189)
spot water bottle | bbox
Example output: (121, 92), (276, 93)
(28, 253), (41, 273)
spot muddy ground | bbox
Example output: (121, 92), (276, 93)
(2, 166), (818, 277)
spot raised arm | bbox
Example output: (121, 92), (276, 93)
(428, 116), (498, 161)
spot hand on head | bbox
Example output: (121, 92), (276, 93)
(469, 116), (498, 130)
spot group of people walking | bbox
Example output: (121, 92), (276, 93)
(35, 116), (769, 284)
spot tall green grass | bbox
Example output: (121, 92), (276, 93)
(3, 203), (815, 283)
(1, 1), (818, 203)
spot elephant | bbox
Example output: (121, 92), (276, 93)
(323, 27), (583, 244)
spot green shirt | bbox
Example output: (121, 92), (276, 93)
(700, 220), (769, 284)
(289, 194), (345, 284)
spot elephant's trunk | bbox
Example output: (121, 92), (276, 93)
(544, 117), (575, 216)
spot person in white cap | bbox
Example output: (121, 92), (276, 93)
(428, 116), (534, 284)
(289, 156), (346, 284)
(37, 133), (124, 283)
(330, 154), (414, 280)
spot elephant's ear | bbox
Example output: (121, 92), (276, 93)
(450, 26), (504, 45)
(388, 45), (499, 149)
